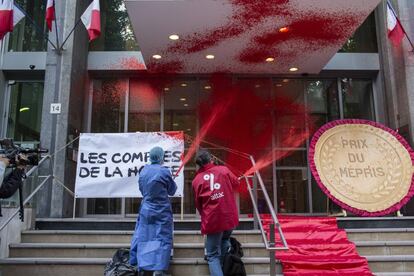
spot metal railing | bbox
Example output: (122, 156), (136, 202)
(1, 136), (288, 275)
(192, 136), (289, 274)
(197, 136), (289, 276)
(0, 155), (74, 232)
(242, 156), (288, 275)
(0, 156), (50, 231)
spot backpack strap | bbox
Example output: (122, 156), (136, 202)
(18, 185), (24, 222)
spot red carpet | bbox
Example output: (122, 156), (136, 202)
(262, 215), (373, 276)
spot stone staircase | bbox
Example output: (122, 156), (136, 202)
(1, 219), (414, 275)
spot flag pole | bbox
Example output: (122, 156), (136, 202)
(53, 0), (60, 51)
(14, 3), (58, 50)
(388, 1), (414, 51)
(59, 18), (82, 52)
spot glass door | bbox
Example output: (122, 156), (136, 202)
(125, 79), (162, 216)
(86, 79), (128, 216)
(5, 81), (44, 145)
(276, 168), (308, 213)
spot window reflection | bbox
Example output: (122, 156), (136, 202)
(342, 79), (375, 120)
(340, 12), (378, 53)
(277, 169), (308, 213)
(91, 79), (127, 133)
(9, 0), (48, 51)
(307, 80), (340, 129)
(90, 0), (139, 51)
(164, 80), (198, 214)
(89, 79), (127, 215)
(306, 80), (341, 213)
(128, 79), (161, 132)
(126, 80), (161, 214)
(88, 76), (376, 216)
(6, 82), (44, 142)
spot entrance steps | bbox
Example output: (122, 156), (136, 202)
(1, 218), (414, 275)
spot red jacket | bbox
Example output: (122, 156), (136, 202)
(192, 163), (239, 234)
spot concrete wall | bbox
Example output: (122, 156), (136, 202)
(378, 0), (414, 214)
(38, 0), (89, 218)
(0, 208), (34, 258)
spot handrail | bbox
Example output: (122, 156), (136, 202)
(201, 140), (289, 254)
(0, 156), (51, 232)
(0, 137), (79, 232)
(24, 155), (49, 177)
(248, 155), (289, 250)
(0, 175), (51, 232)
(242, 176), (288, 251)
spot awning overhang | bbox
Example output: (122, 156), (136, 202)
(125, 0), (381, 74)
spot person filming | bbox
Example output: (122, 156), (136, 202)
(0, 154), (27, 220)
(0, 156), (9, 185)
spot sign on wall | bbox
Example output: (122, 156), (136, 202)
(75, 132), (184, 198)
(309, 120), (414, 216)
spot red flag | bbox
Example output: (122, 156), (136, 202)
(46, 0), (55, 32)
(0, 1), (24, 40)
(0, 0), (14, 40)
(81, 0), (100, 41)
(387, 1), (405, 47)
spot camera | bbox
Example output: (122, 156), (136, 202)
(0, 139), (48, 168)
(29, 65), (36, 70)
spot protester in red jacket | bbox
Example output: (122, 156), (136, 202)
(192, 149), (239, 276)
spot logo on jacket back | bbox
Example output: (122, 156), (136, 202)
(204, 173), (224, 200)
(203, 173), (221, 190)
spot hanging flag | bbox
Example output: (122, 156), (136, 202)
(0, 1), (24, 40)
(387, 1), (405, 47)
(46, 0), (55, 32)
(81, 0), (100, 42)
(0, 0), (13, 40)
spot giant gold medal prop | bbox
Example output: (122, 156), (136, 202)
(310, 120), (414, 216)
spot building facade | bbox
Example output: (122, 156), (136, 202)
(1, 0), (414, 218)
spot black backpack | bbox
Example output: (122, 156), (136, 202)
(104, 249), (138, 276)
(222, 237), (247, 276)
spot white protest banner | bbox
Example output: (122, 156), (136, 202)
(75, 131), (184, 198)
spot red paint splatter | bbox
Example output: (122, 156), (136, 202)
(129, 80), (161, 111)
(176, 93), (235, 175)
(146, 60), (184, 74)
(168, 0), (291, 54)
(106, 57), (146, 70)
(239, 13), (360, 64)
(118, 57), (146, 70)
(191, 75), (315, 176)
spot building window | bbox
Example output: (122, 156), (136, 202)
(125, 79), (161, 215)
(306, 80), (341, 213)
(89, 0), (139, 51)
(9, 0), (48, 52)
(87, 76), (377, 216)
(340, 12), (378, 53)
(91, 79), (127, 133)
(163, 79), (198, 214)
(88, 79), (128, 215)
(341, 79), (375, 120)
(6, 82), (44, 142)
(128, 79), (161, 132)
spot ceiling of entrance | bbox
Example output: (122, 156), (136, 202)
(125, 0), (381, 74)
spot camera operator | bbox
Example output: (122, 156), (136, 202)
(0, 154), (27, 220)
(0, 156), (9, 185)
